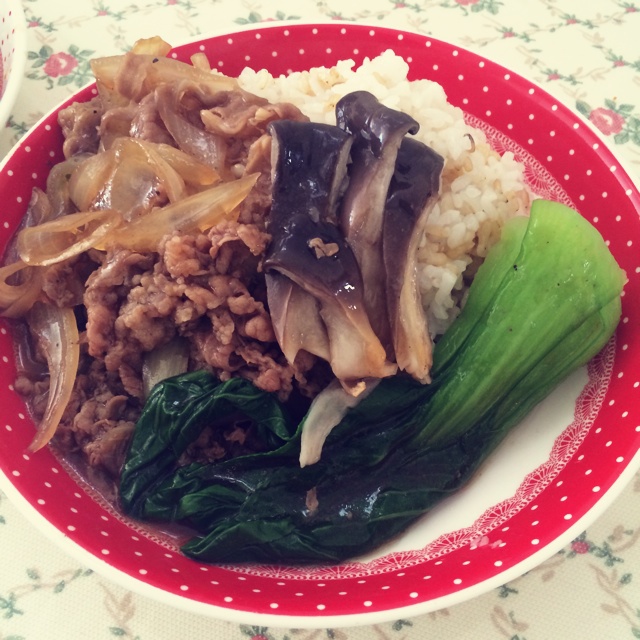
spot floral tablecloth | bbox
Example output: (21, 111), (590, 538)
(1, 0), (639, 638)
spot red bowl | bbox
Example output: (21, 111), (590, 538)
(0, 23), (638, 627)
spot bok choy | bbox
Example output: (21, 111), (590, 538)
(119, 199), (625, 564)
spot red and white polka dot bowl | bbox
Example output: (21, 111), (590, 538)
(0, 24), (639, 628)
(0, 0), (26, 128)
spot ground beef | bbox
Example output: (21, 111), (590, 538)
(33, 218), (320, 478)
(41, 253), (99, 309)
(84, 219), (305, 400)
(16, 79), (320, 482)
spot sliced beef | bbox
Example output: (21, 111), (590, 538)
(58, 96), (104, 159)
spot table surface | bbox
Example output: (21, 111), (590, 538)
(1, 0), (639, 638)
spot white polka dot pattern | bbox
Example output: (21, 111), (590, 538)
(0, 23), (638, 624)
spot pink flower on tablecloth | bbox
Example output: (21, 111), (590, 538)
(97, 9), (108, 16)
(547, 72), (561, 80)
(167, 0), (178, 4)
(589, 107), (626, 135)
(455, 0), (479, 4)
(43, 52), (78, 78)
(571, 540), (590, 554)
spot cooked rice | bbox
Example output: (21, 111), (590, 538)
(237, 50), (531, 336)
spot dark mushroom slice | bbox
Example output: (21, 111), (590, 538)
(265, 119), (353, 372)
(336, 91), (419, 351)
(383, 136), (444, 383)
(265, 213), (395, 387)
(265, 119), (395, 388)
(267, 119), (352, 226)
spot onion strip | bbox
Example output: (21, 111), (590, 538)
(0, 261), (44, 318)
(299, 378), (380, 467)
(130, 36), (172, 57)
(17, 209), (120, 267)
(99, 173), (258, 252)
(142, 337), (190, 398)
(126, 139), (186, 204)
(26, 302), (80, 452)
(154, 143), (220, 187)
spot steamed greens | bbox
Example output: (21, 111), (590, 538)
(119, 199), (624, 564)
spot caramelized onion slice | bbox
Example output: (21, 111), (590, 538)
(142, 337), (190, 398)
(17, 209), (120, 267)
(153, 143), (219, 187)
(130, 36), (172, 57)
(0, 261), (44, 318)
(299, 378), (380, 467)
(69, 139), (189, 216)
(120, 138), (185, 202)
(68, 149), (117, 212)
(101, 173), (258, 252)
(27, 302), (80, 452)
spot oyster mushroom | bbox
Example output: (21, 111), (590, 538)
(383, 136), (444, 382)
(265, 120), (395, 390)
(336, 91), (419, 350)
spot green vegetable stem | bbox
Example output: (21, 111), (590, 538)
(119, 199), (625, 565)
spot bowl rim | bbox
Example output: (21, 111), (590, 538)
(0, 20), (639, 629)
(0, 0), (27, 128)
